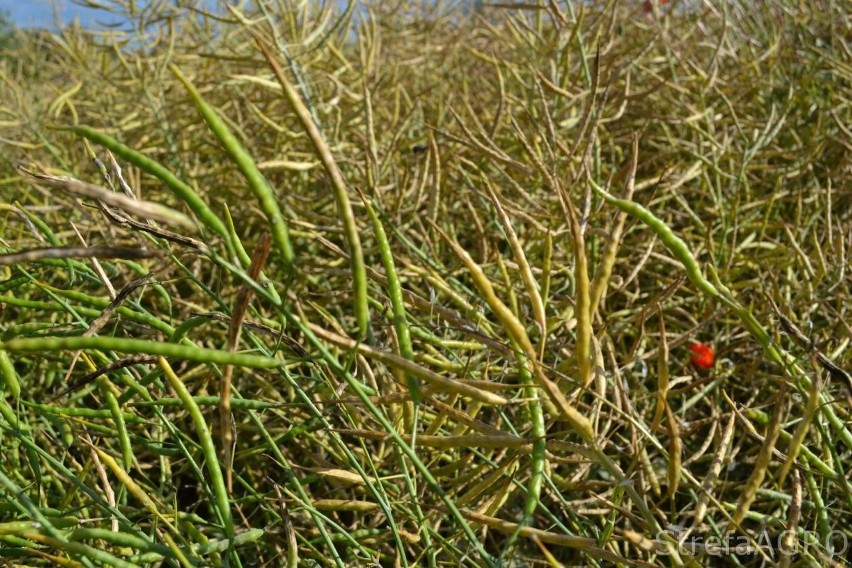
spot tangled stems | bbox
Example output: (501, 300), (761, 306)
(593, 185), (852, 449)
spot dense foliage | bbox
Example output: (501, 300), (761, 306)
(0, 1), (850, 566)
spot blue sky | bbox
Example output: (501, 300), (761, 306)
(1, 0), (224, 29)
(1, 0), (127, 28)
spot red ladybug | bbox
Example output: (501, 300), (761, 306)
(690, 342), (715, 370)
